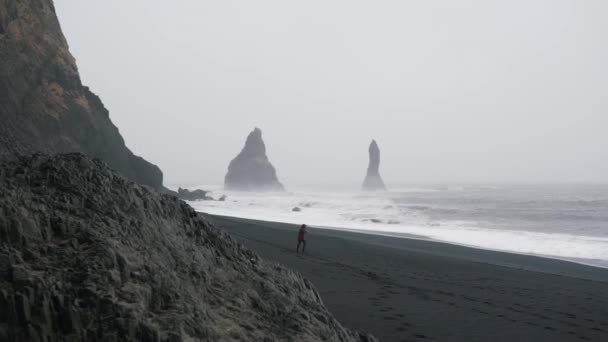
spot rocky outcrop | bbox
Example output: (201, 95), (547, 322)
(0, 153), (375, 342)
(225, 128), (284, 191)
(362, 140), (387, 191)
(0, 0), (164, 190)
(176, 187), (213, 201)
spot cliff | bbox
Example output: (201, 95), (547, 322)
(0, 153), (375, 342)
(362, 140), (387, 191)
(225, 128), (285, 191)
(0, 0), (164, 190)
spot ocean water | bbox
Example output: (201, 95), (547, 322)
(186, 184), (608, 268)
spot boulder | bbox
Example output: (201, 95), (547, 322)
(176, 187), (213, 201)
(224, 128), (284, 191)
(362, 140), (387, 191)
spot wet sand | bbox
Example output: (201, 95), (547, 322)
(209, 215), (608, 342)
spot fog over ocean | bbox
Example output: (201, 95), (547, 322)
(184, 184), (608, 268)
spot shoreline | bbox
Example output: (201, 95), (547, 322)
(312, 224), (608, 272)
(186, 185), (608, 271)
(208, 213), (608, 281)
(207, 213), (608, 342)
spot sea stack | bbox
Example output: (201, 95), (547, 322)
(362, 139), (387, 191)
(224, 127), (284, 191)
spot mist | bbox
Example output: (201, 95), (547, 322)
(54, 0), (608, 186)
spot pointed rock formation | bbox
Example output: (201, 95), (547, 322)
(362, 140), (387, 191)
(225, 128), (284, 191)
(0, 0), (164, 190)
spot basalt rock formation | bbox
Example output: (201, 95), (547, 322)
(0, 153), (376, 342)
(362, 140), (387, 191)
(177, 187), (213, 201)
(0, 0), (164, 191)
(225, 128), (284, 191)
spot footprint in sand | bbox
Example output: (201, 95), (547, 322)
(557, 320), (579, 327)
(561, 312), (576, 319)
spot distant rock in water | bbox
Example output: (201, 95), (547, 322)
(0, 153), (375, 342)
(0, 0), (164, 191)
(177, 187), (213, 201)
(225, 128), (285, 191)
(362, 140), (387, 191)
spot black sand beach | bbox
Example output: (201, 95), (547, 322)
(209, 215), (608, 342)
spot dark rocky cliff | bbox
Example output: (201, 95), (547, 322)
(225, 128), (284, 191)
(0, 0), (164, 190)
(0, 153), (375, 342)
(362, 140), (387, 191)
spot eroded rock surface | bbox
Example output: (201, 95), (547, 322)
(0, 0), (164, 190)
(224, 128), (284, 191)
(176, 187), (212, 201)
(362, 140), (387, 191)
(0, 153), (375, 342)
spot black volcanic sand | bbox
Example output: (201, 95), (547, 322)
(209, 215), (608, 342)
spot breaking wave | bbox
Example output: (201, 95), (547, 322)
(185, 184), (608, 268)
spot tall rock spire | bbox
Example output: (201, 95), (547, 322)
(362, 140), (387, 191)
(224, 128), (284, 191)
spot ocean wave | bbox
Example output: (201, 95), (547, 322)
(188, 186), (608, 268)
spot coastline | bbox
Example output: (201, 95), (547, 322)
(210, 214), (608, 281)
(186, 188), (608, 271)
(307, 224), (608, 274)
(207, 213), (608, 342)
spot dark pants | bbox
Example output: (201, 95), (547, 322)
(297, 240), (306, 253)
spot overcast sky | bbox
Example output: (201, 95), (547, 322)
(55, 0), (608, 186)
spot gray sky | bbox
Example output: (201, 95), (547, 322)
(55, 0), (608, 186)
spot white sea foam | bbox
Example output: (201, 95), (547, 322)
(186, 185), (608, 268)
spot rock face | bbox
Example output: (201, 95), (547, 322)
(0, 0), (164, 190)
(225, 128), (284, 191)
(0, 153), (375, 342)
(362, 140), (387, 191)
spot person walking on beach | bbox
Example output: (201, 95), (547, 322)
(296, 224), (307, 254)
